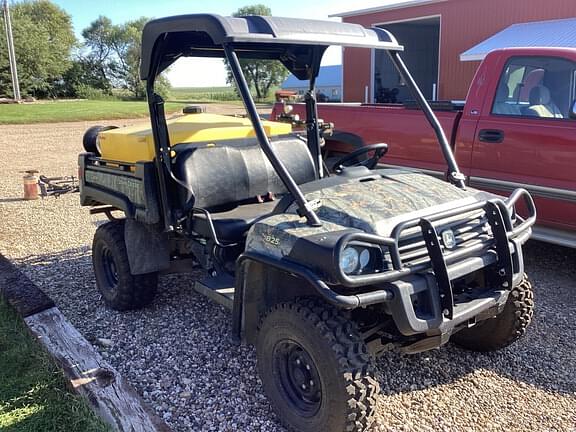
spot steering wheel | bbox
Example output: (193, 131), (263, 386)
(331, 143), (389, 173)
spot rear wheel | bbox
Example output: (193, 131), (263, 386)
(452, 275), (534, 351)
(92, 220), (158, 311)
(256, 299), (379, 432)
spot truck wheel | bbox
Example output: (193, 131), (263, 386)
(256, 299), (379, 432)
(452, 275), (534, 352)
(92, 221), (158, 311)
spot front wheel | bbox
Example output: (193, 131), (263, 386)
(256, 299), (379, 432)
(452, 275), (534, 351)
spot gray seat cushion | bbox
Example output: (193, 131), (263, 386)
(193, 201), (278, 241)
(172, 135), (316, 241)
(173, 136), (316, 211)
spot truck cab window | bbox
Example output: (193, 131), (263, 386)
(492, 56), (576, 119)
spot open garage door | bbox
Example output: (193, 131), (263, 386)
(374, 17), (440, 103)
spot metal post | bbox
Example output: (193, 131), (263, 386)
(3, 0), (21, 101)
(387, 51), (465, 189)
(305, 71), (323, 179)
(224, 44), (321, 227)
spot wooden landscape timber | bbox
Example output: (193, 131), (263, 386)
(0, 253), (169, 432)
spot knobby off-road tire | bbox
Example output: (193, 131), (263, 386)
(92, 220), (158, 311)
(256, 299), (380, 432)
(452, 275), (534, 352)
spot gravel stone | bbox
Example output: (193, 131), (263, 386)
(95, 337), (113, 348)
(0, 118), (575, 431)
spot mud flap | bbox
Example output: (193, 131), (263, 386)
(124, 219), (170, 275)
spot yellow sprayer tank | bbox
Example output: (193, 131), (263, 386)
(98, 112), (292, 164)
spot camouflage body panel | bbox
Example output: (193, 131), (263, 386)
(246, 171), (485, 260)
(85, 170), (145, 206)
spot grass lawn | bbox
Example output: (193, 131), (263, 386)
(0, 100), (187, 125)
(0, 298), (110, 432)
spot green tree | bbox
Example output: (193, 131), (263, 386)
(225, 5), (289, 101)
(81, 16), (170, 99)
(55, 58), (113, 98)
(81, 16), (114, 89)
(0, 0), (76, 98)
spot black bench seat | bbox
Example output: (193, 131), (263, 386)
(172, 135), (316, 242)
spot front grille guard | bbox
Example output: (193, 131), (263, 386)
(333, 188), (536, 315)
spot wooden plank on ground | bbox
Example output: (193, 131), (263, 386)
(25, 307), (170, 432)
(0, 253), (54, 317)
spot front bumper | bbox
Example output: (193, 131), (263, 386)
(240, 188), (535, 338)
(333, 188), (535, 336)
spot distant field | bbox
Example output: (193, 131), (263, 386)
(170, 86), (279, 103)
(0, 100), (187, 125)
(170, 86), (240, 102)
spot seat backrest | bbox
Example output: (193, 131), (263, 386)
(525, 85), (563, 118)
(173, 136), (316, 210)
(517, 68), (545, 102)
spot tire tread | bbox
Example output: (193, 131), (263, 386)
(452, 274), (534, 352)
(93, 220), (157, 311)
(260, 299), (379, 431)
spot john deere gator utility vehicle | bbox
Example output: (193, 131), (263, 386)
(79, 14), (536, 432)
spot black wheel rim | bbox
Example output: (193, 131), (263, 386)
(100, 246), (119, 292)
(272, 339), (322, 417)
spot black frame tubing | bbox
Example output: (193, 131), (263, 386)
(146, 36), (176, 232)
(224, 44), (321, 227)
(387, 51), (466, 189)
(304, 47), (324, 179)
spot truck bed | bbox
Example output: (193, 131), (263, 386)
(276, 102), (462, 174)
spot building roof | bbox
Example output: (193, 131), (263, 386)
(461, 17), (576, 61)
(282, 65), (342, 89)
(330, 0), (449, 18)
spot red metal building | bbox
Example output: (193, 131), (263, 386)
(336, 0), (576, 102)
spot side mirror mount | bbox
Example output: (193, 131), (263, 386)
(570, 100), (576, 119)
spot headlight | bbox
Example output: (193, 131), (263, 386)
(340, 247), (359, 274)
(339, 245), (384, 275)
(359, 249), (370, 269)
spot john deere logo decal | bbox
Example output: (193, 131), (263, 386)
(441, 229), (456, 249)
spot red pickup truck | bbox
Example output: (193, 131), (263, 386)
(273, 48), (576, 248)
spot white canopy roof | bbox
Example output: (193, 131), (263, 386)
(461, 17), (576, 62)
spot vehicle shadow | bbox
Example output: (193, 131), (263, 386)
(375, 240), (576, 394)
(9, 240), (576, 429)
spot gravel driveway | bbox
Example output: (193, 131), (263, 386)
(0, 117), (574, 431)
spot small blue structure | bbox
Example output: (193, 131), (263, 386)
(282, 65), (342, 102)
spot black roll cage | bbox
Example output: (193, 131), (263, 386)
(142, 15), (466, 232)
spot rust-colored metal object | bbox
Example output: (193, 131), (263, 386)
(22, 170), (39, 200)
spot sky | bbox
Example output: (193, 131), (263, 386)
(50, 0), (404, 87)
